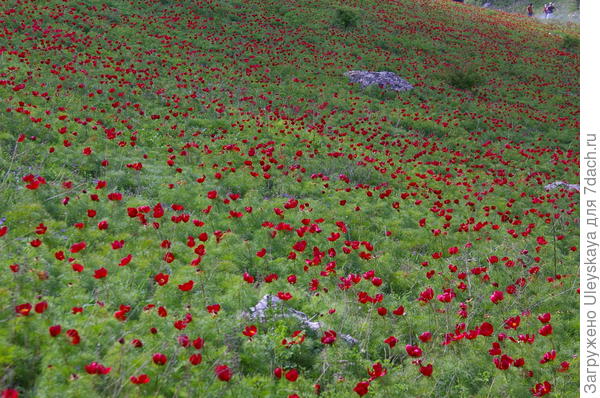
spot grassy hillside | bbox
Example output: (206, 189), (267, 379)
(0, 0), (579, 397)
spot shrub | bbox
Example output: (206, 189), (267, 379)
(561, 34), (579, 51)
(443, 67), (484, 90)
(332, 7), (359, 30)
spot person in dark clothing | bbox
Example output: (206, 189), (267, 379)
(527, 3), (534, 17)
(547, 2), (556, 18)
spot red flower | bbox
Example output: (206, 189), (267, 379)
(285, 368), (299, 382)
(494, 354), (514, 370)
(418, 331), (432, 343)
(384, 336), (398, 348)
(419, 364), (433, 377)
(69, 241), (86, 253)
(130, 374), (150, 384)
(215, 365), (232, 381)
(536, 236), (548, 245)
(152, 353), (167, 365)
(119, 254), (132, 266)
(478, 322), (494, 337)
(1, 390), (18, 398)
(353, 381), (369, 396)
(531, 381), (552, 397)
(66, 329), (80, 345)
(417, 288), (434, 304)
(367, 362), (387, 380)
(206, 304), (221, 314)
(293, 240), (307, 252)
(85, 362), (111, 375)
(539, 350), (556, 364)
(504, 315), (521, 330)
(405, 344), (422, 357)
(178, 280), (194, 291)
(558, 361), (570, 372)
(242, 325), (257, 339)
(490, 290), (504, 304)
(392, 306), (405, 316)
(538, 324), (553, 336)
(277, 291), (292, 301)
(49, 325), (62, 337)
(154, 273), (170, 286)
(537, 313), (551, 323)
(131, 339), (143, 348)
(243, 272), (255, 283)
(189, 354), (202, 365)
(273, 367), (282, 379)
(193, 337), (205, 349)
(93, 267), (108, 279)
(15, 303), (32, 316)
(321, 330), (337, 345)
(34, 301), (48, 314)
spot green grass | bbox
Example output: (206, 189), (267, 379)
(0, 0), (579, 397)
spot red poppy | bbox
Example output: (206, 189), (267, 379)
(34, 301), (48, 314)
(93, 267), (108, 279)
(478, 322), (494, 337)
(537, 313), (551, 323)
(490, 290), (504, 304)
(538, 324), (553, 336)
(215, 365), (232, 381)
(178, 280), (194, 291)
(353, 381), (369, 396)
(15, 303), (32, 316)
(49, 325), (61, 337)
(384, 336), (398, 348)
(130, 374), (150, 384)
(392, 306), (405, 316)
(405, 344), (422, 357)
(321, 330), (337, 345)
(419, 364), (433, 377)
(242, 325), (257, 339)
(206, 304), (221, 314)
(189, 354), (202, 365)
(531, 381), (552, 397)
(285, 369), (299, 382)
(154, 273), (169, 286)
(152, 353), (167, 365)
(418, 331), (432, 343)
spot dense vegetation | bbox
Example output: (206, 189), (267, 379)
(0, 0), (579, 397)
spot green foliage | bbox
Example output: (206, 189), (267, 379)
(561, 34), (579, 51)
(442, 67), (485, 90)
(0, 0), (579, 396)
(332, 7), (360, 30)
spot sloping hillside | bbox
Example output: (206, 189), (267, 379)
(0, 1), (579, 397)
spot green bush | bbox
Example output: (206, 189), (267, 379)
(443, 67), (485, 90)
(561, 34), (579, 51)
(332, 7), (359, 30)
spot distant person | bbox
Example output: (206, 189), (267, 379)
(527, 3), (534, 17)
(547, 2), (556, 18)
(543, 3), (549, 19)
